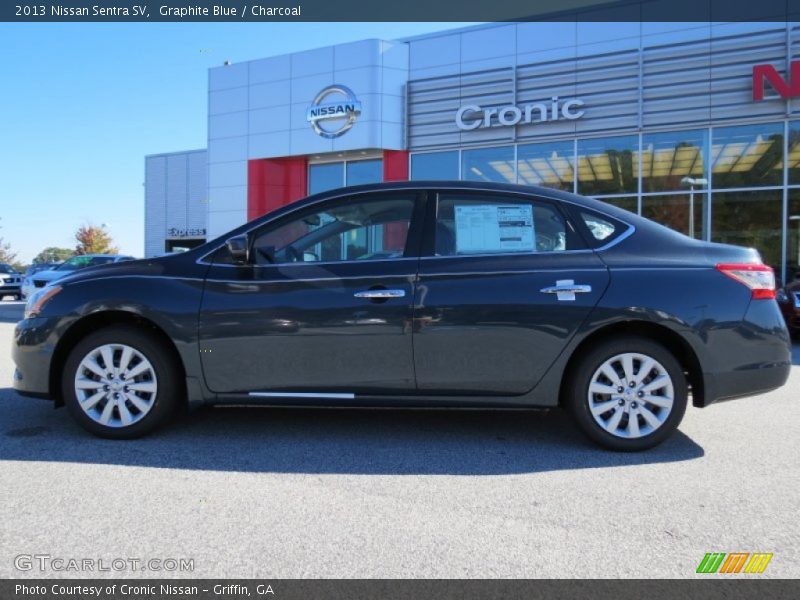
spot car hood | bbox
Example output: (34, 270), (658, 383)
(29, 269), (65, 282)
(55, 256), (176, 286)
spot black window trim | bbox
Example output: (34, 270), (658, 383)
(197, 183), (636, 266)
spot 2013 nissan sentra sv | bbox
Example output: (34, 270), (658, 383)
(12, 182), (792, 450)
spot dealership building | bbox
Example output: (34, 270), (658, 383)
(144, 19), (800, 282)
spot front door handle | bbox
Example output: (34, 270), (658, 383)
(354, 289), (406, 299)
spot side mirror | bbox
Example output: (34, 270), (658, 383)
(225, 234), (249, 264)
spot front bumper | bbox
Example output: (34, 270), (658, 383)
(0, 283), (21, 295)
(12, 317), (56, 399)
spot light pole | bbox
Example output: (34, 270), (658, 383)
(681, 177), (708, 238)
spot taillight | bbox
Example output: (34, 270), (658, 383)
(715, 263), (776, 300)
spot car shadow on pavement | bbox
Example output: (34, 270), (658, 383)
(0, 392), (704, 475)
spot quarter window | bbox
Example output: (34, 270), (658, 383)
(434, 194), (572, 256)
(579, 211), (625, 245)
(251, 195), (415, 265)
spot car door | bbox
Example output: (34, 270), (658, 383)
(198, 190), (424, 395)
(412, 190), (611, 395)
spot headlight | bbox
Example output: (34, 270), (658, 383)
(24, 285), (62, 319)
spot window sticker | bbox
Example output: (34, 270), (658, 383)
(454, 204), (535, 254)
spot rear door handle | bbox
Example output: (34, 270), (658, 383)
(540, 279), (591, 301)
(354, 289), (406, 299)
(540, 284), (592, 294)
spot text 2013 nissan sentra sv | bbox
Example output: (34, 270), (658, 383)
(12, 182), (792, 450)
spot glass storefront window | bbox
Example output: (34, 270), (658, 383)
(712, 190), (782, 272)
(788, 190), (800, 283)
(577, 135), (638, 196)
(787, 121), (800, 185)
(411, 151), (459, 180)
(345, 159), (383, 186)
(641, 130), (708, 193)
(461, 146), (515, 183)
(308, 163), (344, 195)
(642, 194), (706, 239)
(599, 196), (638, 214)
(712, 123), (784, 189)
(516, 141), (575, 191)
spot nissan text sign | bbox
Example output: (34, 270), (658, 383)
(753, 61), (800, 101)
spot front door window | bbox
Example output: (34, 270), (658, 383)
(252, 194), (415, 265)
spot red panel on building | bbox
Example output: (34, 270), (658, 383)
(382, 150), (410, 250)
(383, 150), (409, 181)
(247, 157), (308, 221)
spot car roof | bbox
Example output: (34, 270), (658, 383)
(73, 254), (130, 258)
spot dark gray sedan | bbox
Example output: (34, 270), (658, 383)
(12, 182), (791, 450)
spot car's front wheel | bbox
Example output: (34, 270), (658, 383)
(565, 336), (688, 451)
(62, 325), (180, 439)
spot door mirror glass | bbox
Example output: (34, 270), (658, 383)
(225, 235), (249, 264)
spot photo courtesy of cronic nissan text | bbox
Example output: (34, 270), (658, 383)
(0, 1), (798, 599)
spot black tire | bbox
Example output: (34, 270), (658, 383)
(565, 335), (688, 451)
(62, 325), (181, 439)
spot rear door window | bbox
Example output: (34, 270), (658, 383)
(432, 193), (583, 257)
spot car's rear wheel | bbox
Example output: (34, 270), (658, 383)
(62, 325), (180, 439)
(565, 336), (688, 451)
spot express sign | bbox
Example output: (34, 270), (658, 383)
(753, 61), (800, 101)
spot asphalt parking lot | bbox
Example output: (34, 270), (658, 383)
(0, 298), (798, 579)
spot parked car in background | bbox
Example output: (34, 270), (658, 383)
(11, 182), (791, 450)
(777, 279), (800, 338)
(0, 263), (22, 300)
(20, 254), (134, 299)
(25, 263), (61, 277)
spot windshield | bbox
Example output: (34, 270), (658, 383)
(0, 264), (16, 274)
(56, 256), (116, 271)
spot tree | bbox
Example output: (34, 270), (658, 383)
(33, 247), (74, 264)
(0, 217), (24, 271)
(75, 224), (117, 255)
(0, 237), (17, 265)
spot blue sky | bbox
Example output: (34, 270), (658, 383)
(0, 22), (474, 263)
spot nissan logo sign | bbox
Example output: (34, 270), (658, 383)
(306, 84), (362, 139)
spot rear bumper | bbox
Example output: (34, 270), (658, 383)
(11, 317), (56, 399)
(699, 300), (792, 406)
